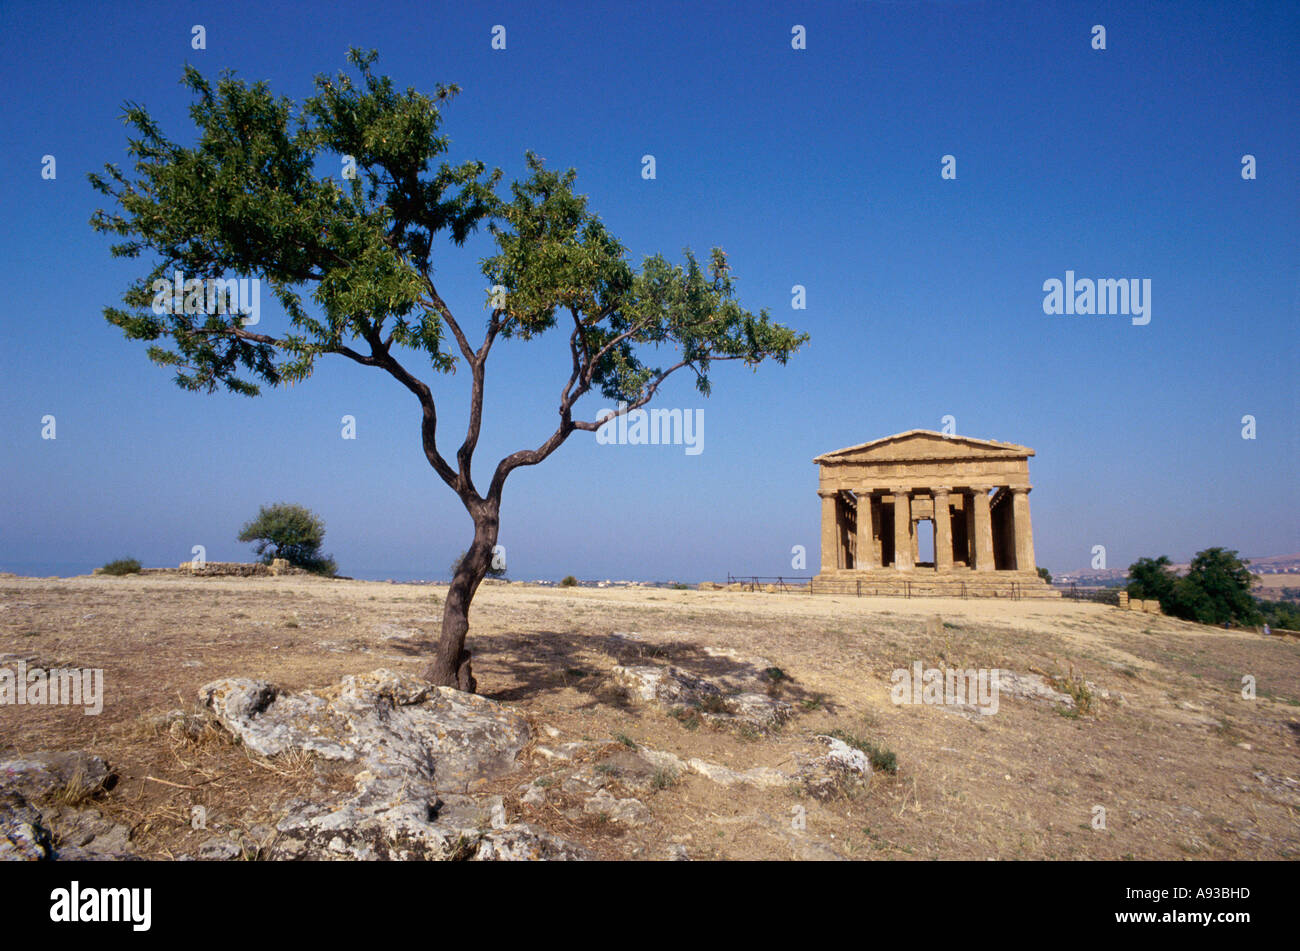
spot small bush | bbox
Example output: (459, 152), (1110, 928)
(100, 558), (142, 576)
(828, 728), (899, 774)
(1051, 670), (1096, 718)
(559, 575), (578, 587)
(651, 767), (679, 790)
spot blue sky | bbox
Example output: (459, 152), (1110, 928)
(0, 0), (1296, 581)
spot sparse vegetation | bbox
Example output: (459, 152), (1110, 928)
(828, 729), (898, 774)
(559, 575), (579, 588)
(669, 707), (701, 731)
(651, 767), (679, 790)
(7, 575), (1298, 861)
(1050, 668), (1096, 718)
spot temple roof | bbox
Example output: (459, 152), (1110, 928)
(813, 430), (1034, 464)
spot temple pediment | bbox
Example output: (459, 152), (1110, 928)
(813, 430), (1033, 465)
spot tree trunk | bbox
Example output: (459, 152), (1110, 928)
(422, 501), (499, 692)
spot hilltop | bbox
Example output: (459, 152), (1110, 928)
(2, 575), (1297, 860)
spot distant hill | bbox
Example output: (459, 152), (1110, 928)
(1055, 553), (1300, 586)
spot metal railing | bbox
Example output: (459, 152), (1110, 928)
(1060, 584), (1122, 605)
(725, 574), (810, 593)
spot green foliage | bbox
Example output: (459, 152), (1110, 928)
(100, 558), (142, 576)
(1127, 549), (1260, 626)
(558, 575), (578, 587)
(89, 48), (805, 411)
(1125, 555), (1176, 604)
(1258, 599), (1300, 631)
(1175, 548), (1261, 625)
(237, 502), (336, 575)
(1036, 566), (1052, 585)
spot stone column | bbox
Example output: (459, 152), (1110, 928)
(855, 490), (879, 569)
(971, 485), (994, 571)
(933, 486), (953, 570)
(819, 490), (839, 572)
(892, 487), (913, 570)
(1012, 487), (1036, 572)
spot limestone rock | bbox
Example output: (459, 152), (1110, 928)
(583, 789), (652, 825)
(200, 669), (587, 861)
(471, 825), (590, 861)
(199, 668), (531, 792)
(611, 664), (793, 733)
(43, 805), (135, 860)
(0, 792), (51, 860)
(996, 671), (1075, 708)
(197, 836), (245, 861)
(0, 788), (135, 861)
(795, 736), (873, 801)
(685, 758), (788, 788)
(0, 751), (112, 802)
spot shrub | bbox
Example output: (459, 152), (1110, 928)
(559, 575), (578, 587)
(238, 503), (336, 576)
(100, 558), (142, 576)
(828, 728), (898, 774)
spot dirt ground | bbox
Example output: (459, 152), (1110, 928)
(2, 574), (1298, 860)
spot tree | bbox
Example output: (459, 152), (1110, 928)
(1036, 566), (1052, 585)
(1127, 549), (1260, 626)
(1125, 555), (1176, 604)
(238, 503), (337, 576)
(1175, 548), (1260, 626)
(89, 50), (807, 691)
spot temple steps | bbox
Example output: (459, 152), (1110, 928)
(810, 571), (1061, 598)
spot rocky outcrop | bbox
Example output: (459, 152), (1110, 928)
(199, 669), (587, 860)
(0, 751), (133, 860)
(611, 661), (793, 733)
(793, 736), (873, 800)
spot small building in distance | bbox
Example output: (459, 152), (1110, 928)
(812, 430), (1058, 598)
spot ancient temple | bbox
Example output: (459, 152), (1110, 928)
(812, 431), (1058, 597)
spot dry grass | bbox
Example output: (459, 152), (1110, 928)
(1, 574), (1298, 860)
